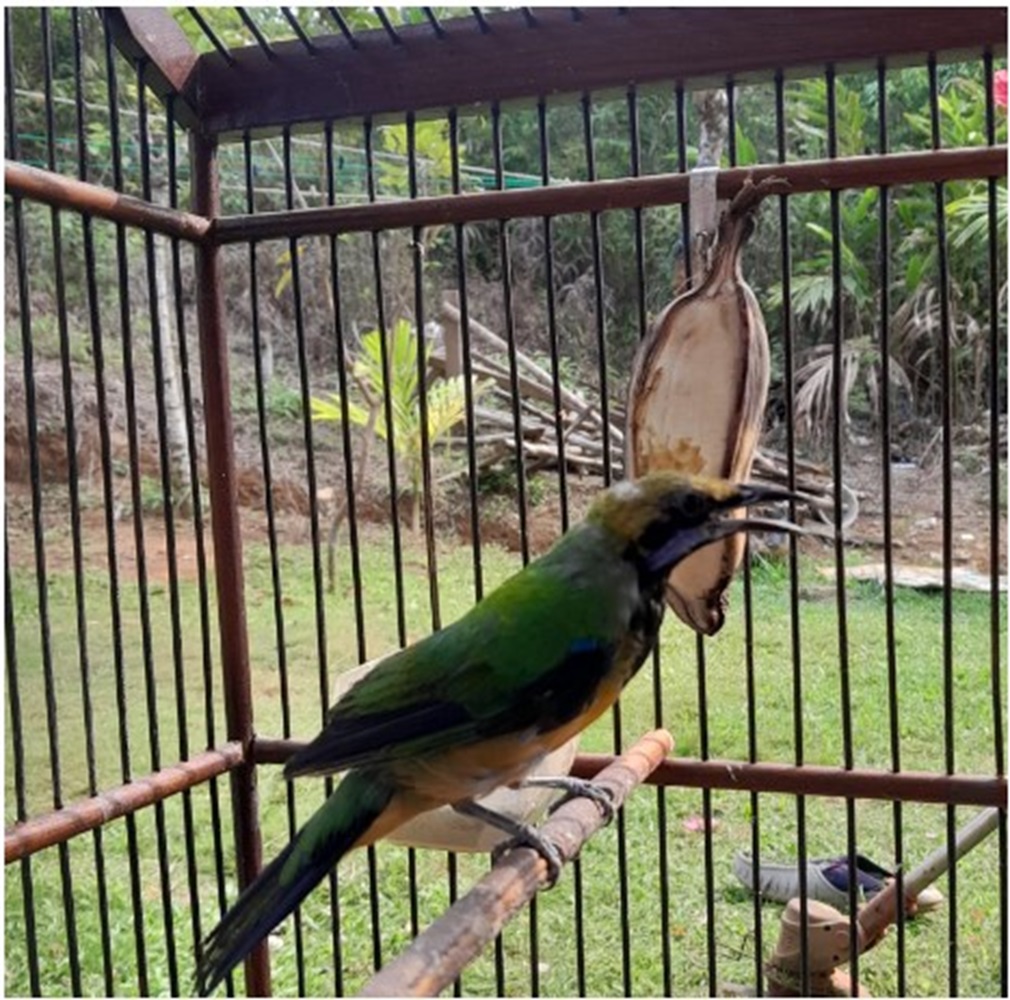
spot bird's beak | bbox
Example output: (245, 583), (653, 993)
(646, 482), (809, 573)
(733, 481), (812, 508)
(711, 480), (811, 544)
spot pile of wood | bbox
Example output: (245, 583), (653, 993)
(429, 299), (624, 477)
(428, 297), (856, 528)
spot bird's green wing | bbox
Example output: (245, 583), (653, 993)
(285, 528), (637, 777)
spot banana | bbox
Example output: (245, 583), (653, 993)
(626, 177), (785, 635)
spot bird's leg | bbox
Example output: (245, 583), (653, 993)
(519, 775), (617, 823)
(452, 799), (564, 887)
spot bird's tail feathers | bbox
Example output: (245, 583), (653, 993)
(195, 770), (395, 996)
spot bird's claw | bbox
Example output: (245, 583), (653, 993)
(491, 825), (565, 888)
(523, 776), (617, 824)
(553, 780), (617, 824)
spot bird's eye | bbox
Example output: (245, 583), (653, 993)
(679, 492), (708, 520)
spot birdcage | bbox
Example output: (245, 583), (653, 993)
(4, 8), (1006, 997)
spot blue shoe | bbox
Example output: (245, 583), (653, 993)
(733, 851), (944, 914)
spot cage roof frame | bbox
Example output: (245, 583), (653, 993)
(108, 6), (1006, 141)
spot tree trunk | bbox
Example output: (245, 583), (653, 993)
(150, 159), (191, 507)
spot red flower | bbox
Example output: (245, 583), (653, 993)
(994, 69), (1008, 110)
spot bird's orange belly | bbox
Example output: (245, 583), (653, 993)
(395, 671), (627, 805)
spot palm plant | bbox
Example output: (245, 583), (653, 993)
(768, 70), (1006, 444)
(312, 318), (487, 533)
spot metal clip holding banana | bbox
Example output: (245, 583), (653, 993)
(196, 470), (806, 994)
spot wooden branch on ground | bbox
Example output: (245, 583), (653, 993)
(432, 298), (857, 511)
(439, 299), (625, 446)
(356, 729), (673, 998)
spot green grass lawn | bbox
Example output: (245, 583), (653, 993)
(5, 520), (1006, 997)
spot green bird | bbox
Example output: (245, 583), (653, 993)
(196, 471), (798, 994)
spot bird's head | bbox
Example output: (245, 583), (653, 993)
(588, 471), (802, 579)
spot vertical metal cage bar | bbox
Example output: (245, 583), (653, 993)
(111, 35), (180, 992)
(491, 101), (531, 566)
(281, 127), (332, 748)
(11, 12), (82, 992)
(322, 123), (369, 665)
(239, 129), (295, 992)
(3, 7), (13, 163)
(5, 529), (42, 997)
(675, 84), (691, 288)
(191, 130), (270, 998)
(165, 93), (231, 988)
(362, 115), (400, 970)
(447, 105), (482, 994)
(446, 847), (462, 998)
(982, 57), (1007, 766)
(49, 1), (100, 828)
(825, 61), (861, 993)
(687, 79), (721, 997)
(161, 93), (209, 969)
(405, 110), (433, 947)
(875, 58), (908, 996)
(171, 95), (231, 985)
(626, 86), (649, 344)
(537, 98), (570, 533)
(671, 83), (692, 1000)
(406, 111), (442, 635)
(741, 533), (763, 997)
(138, 60), (201, 995)
(774, 68), (810, 996)
(363, 117), (409, 648)
(487, 102), (511, 1000)
(731, 77), (765, 998)
(983, 50), (1009, 997)
(278, 126), (315, 996)
(982, 54), (1006, 782)
(628, 81), (674, 998)
(580, 92), (613, 487)
(322, 120), (358, 998)
(692, 358), (717, 994)
(5, 43), (42, 998)
(93, 16), (150, 990)
(111, 49), (161, 772)
(728, 77), (765, 995)
(928, 52), (959, 997)
(582, 88), (631, 997)
(40, 9), (95, 992)
(528, 887), (541, 996)
(448, 107), (485, 604)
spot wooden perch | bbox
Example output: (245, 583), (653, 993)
(356, 729), (674, 998)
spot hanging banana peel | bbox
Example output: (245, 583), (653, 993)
(626, 176), (787, 636)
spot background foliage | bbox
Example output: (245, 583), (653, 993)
(7, 8), (1006, 459)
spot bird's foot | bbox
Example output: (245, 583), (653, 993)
(521, 776), (617, 824)
(451, 799), (566, 887)
(490, 824), (565, 888)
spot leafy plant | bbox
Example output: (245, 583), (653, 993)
(312, 319), (488, 531)
(767, 67), (1007, 442)
(947, 182), (1008, 253)
(787, 76), (873, 158)
(793, 337), (913, 443)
